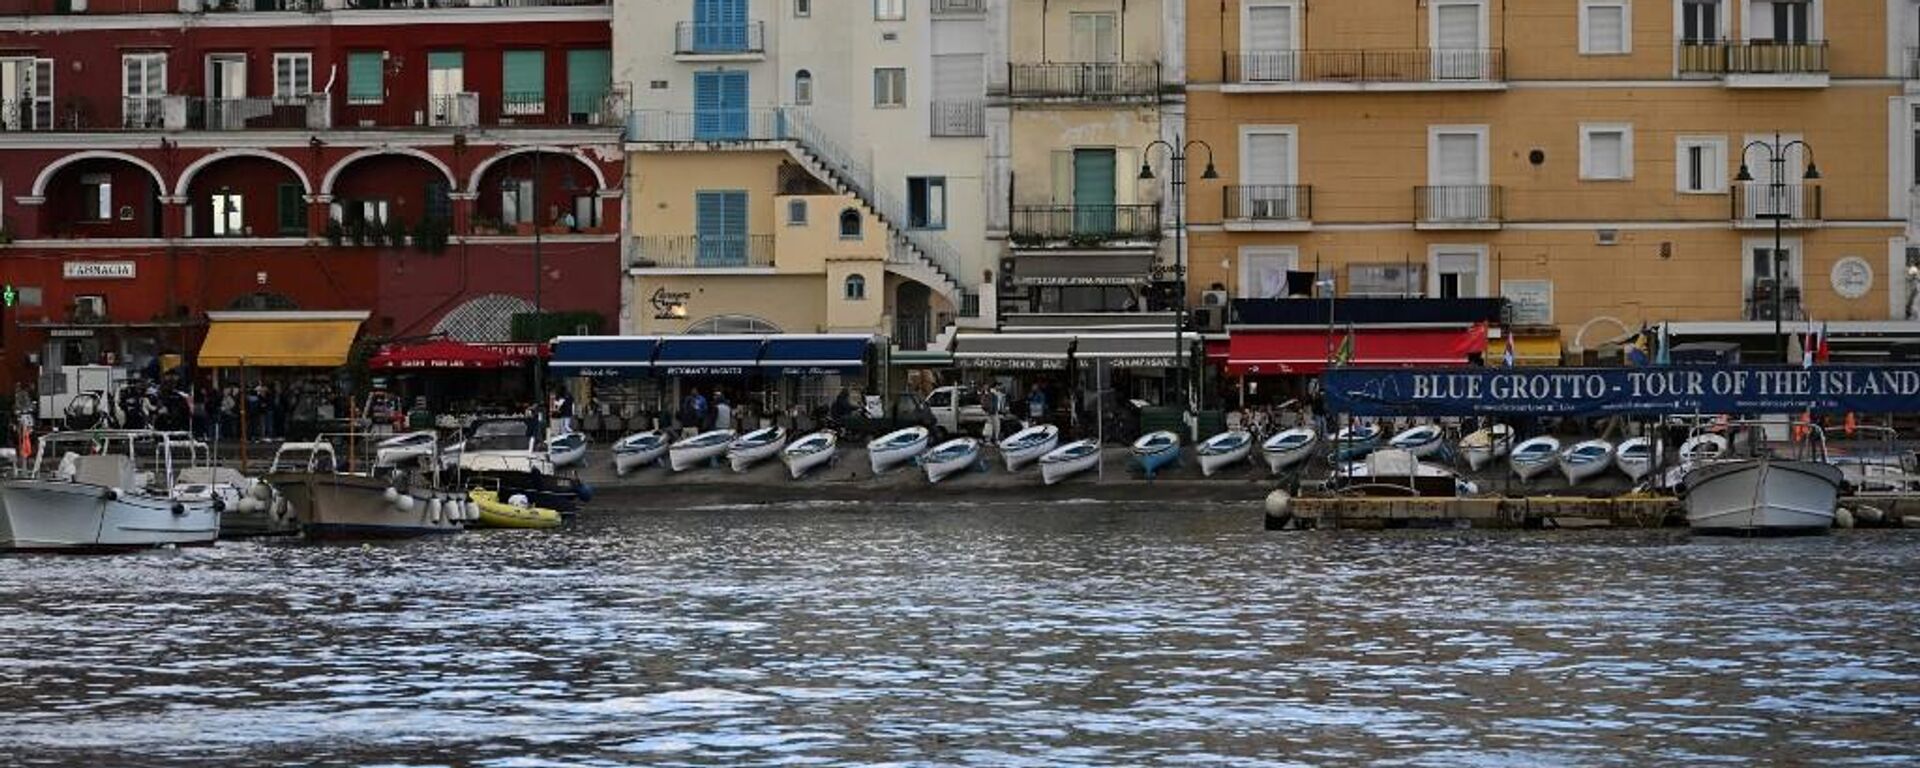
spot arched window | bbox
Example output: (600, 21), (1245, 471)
(844, 274), (867, 301)
(686, 314), (783, 334)
(794, 69), (813, 105)
(838, 208), (862, 239)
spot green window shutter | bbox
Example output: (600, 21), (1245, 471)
(277, 184), (306, 235)
(566, 49), (611, 117)
(428, 51), (463, 72)
(347, 52), (384, 103)
(503, 50), (545, 114)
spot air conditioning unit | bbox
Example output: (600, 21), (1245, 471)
(1200, 290), (1229, 307)
(1191, 305), (1226, 333)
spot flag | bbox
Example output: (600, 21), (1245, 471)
(1333, 325), (1355, 367)
(1801, 327), (1814, 369)
(1625, 342), (1649, 367)
(1502, 338), (1516, 367)
(1654, 323), (1671, 366)
(1817, 322), (1831, 364)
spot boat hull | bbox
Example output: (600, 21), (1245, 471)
(1198, 442), (1252, 477)
(613, 444), (668, 475)
(1040, 445), (1100, 485)
(1263, 445), (1314, 474)
(549, 445), (587, 469)
(461, 470), (585, 513)
(784, 445), (837, 479)
(0, 480), (220, 551)
(269, 473), (461, 540)
(923, 440), (981, 484)
(1682, 458), (1842, 535)
(869, 430), (930, 474)
(1135, 448), (1179, 478)
(729, 439), (787, 473)
(669, 443), (729, 472)
(1512, 456), (1556, 481)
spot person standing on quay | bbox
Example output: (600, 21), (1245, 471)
(551, 387), (574, 437)
(714, 392), (732, 432)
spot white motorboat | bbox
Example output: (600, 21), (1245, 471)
(0, 430), (221, 551)
(1330, 423), (1383, 462)
(1196, 430), (1254, 477)
(1510, 436), (1561, 481)
(998, 424), (1060, 472)
(1459, 424), (1514, 471)
(1327, 448), (1480, 497)
(546, 432), (588, 469)
(781, 431), (838, 479)
(669, 430), (737, 472)
(1679, 432), (1730, 465)
(374, 431), (440, 469)
(1039, 439), (1101, 485)
(1261, 427), (1318, 474)
(1558, 439), (1616, 484)
(1683, 458), (1843, 534)
(173, 464), (296, 537)
(1387, 424), (1445, 459)
(611, 430), (671, 475)
(1616, 437), (1655, 481)
(868, 427), (930, 474)
(727, 427), (788, 472)
(265, 436), (469, 540)
(1132, 430), (1181, 478)
(921, 437), (981, 484)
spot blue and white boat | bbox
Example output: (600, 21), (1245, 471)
(1510, 435), (1561, 481)
(782, 431), (838, 480)
(1616, 436), (1655, 481)
(1388, 424), (1445, 459)
(1132, 430), (1181, 478)
(546, 432), (588, 469)
(727, 427), (787, 472)
(1196, 430), (1254, 477)
(1040, 439), (1101, 485)
(669, 429), (736, 472)
(1260, 427), (1318, 474)
(868, 426), (930, 474)
(611, 429), (671, 475)
(922, 438), (981, 484)
(998, 424), (1060, 472)
(1330, 423), (1383, 462)
(1558, 438), (1615, 484)
(1459, 424), (1514, 471)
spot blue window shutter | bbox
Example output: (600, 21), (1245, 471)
(721, 71), (747, 138)
(694, 71), (721, 139)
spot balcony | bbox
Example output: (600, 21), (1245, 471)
(1677, 41), (1829, 87)
(1009, 204), (1161, 246)
(1745, 280), (1806, 322)
(625, 108), (789, 143)
(1415, 185), (1503, 229)
(1005, 63), (1161, 101)
(1732, 182), (1822, 227)
(674, 21), (766, 58)
(1223, 49), (1505, 91)
(628, 234), (775, 270)
(929, 99), (984, 137)
(1232, 297), (1505, 326)
(931, 0), (984, 15)
(1223, 185), (1312, 229)
(337, 93), (480, 128)
(186, 97), (326, 130)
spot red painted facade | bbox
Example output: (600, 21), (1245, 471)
(0, 3), (624, 389)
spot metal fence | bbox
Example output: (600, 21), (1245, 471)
(1226, 49), (1504, 83)
(929, 99), (984, 137)
(629, 234), (775, 269)
(1007, 63), (1161, 99)
(187, 97), (315, 130)
(1223, 185), (1313, 221)
(1010, 204), (1161, 241)
(1415, 185), (1503, 224)
(674, 21), (766, 55)
(1733, 182), (1822, 222)
(1678, 41), (1829, 74)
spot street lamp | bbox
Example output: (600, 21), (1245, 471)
(1735, 133), (1819, 364)
(1138, 138), (1218, 415)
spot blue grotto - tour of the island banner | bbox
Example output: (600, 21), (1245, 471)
(1322, 366), (1920, 417)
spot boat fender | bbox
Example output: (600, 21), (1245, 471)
(171, 501), (187, 516)
(1855, 505), (1887, 525)
(250, 482), (274, 501)
(1835, 507), (1856, 530)
(509, 493), (531, 509)
(100, 487), (119, 501)
(395, 494), (416, 513)
(1264, 489), (1292, 517)
(383, 487), (401, 503)
(210, 498), (226, 513)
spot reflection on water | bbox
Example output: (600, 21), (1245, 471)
(1, 502), (1917, 766)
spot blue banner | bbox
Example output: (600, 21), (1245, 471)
(1323, 366), (1920, 417)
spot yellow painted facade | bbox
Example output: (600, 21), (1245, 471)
(1012, 0), (1166, 66)
(1185, 0), (1905, 342)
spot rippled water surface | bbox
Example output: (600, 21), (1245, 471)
(2, 502), (1918, 766)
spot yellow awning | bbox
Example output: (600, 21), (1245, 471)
(1497, 334), (1563, 367)
(198, 311), (369, 368)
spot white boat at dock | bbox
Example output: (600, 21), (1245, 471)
(1132, 431), (1182, 478)
(1616, 437), (1655, 482)
(1261, 427), (1318, 474)
(546, 432), (588, 469)
(1330, 424), (1383, 462)
(166, 438), (292, 537)
(998, 424), (1059, 472)
(1387, 424), (1445, 459)
(611, 430), (671, 475)
(1558, 439), (1616, 484)
(921, 438), (981, 484)
(1326, 448), (1479, 497)
(1459, 424), (1513, 471)
(1196, 430), (1254, 477)
(265, 436), (471, 540)
(0, 430), (222, 552)
(1680, 422), (1843, 535)
(374, 431), (440, 470)
(1039, 439), (1101, 485)
(869, 427), (930, 474)
(781, 431), (838, 479)
(1510, 436), (1561, 481)
(669, 430), (737, 472)
(728, 427), (788, 472)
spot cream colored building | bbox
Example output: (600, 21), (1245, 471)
(1188, 0), (1913, 361)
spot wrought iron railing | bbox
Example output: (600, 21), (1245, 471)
(1223, 185), (1313, 221)
(674, 21), (766, 55)
(121, 97), (165, 129)
(1007, 63), (1160, 99)
(929, 99), (984, 137)
(1678, 40), (1829, 75)
(1009, 204), (1161, 242)
(931, 0), (984, 14)
(187, 97), (315, 130)
(1226, 49), (1504, 83)
(1745, 282), (1805, 321)
(629, 234), (775, 269)
(1415, 185), (1503, 224)
(1733, 182), (1822, 222)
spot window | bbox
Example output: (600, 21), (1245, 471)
(1238, 247), (1300, 299)
(0, 57), (54, 130)
(874, 0), (903, 21)
(210, 191), (244, 237)
(1240, 126), (1299, 219)
(1348, 264), (1424, 298)
(502, 50), (545, 115)
(1580, 124), (1633, 181)
(839, 208), (862, 239)
(79, 173), (111, 221)
(273, 53), (312, 103)
(787, 199), (808, 225)
(794, 69), (812, 105)
(121, 52), (166, 128)
(277, 185), (305, 235)
(427, 51), (465, 126)
(694, 190), (749, 266)
(907, 177), (946, 229)
(1429, 248), (1487, 298)
(794, 0), (810, 17)
(566, 49), (611, 121)
(500, 179), (533, 226)
(1242, 2), (1299, 81)
(844, 274), (867, 301)
(1770, 0), (1810, 44)
(1680, 0), (1720, 43)
(1676, 136), (1726, 193)
(873, 68), (905, 108)
(1069, 13), (1119, 63)
(347, 51), (384, 105)
(1580, 1), (1631, 55)
(425, 182), (451, 223)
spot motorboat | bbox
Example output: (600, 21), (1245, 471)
(374, 431), (440, 470)
(1826, 425), (1917, 492)
(998, 424), (1060, 472)
(1326, 449), (1480, 497)
(1679, 432), (1731, 465)
(1459, 424), (1514, 471)
(922, 437), (982, 484)
(546, 432), (588, 469)
(868, 427), (930, 474)
(1261, 427), (1318, 474)
(159, 436), (293, 537)
(1387, 424), (1445, 459)
(1558, 439), (1616, 484)
(0, 430), (221, 551)
(782, 431), (839, 479)
(1680, 421), (1843, 535)
(459, 417), (592, 512)
(669, 430), (737, 472)
(467, 488), (562, 530)
(266, 436), (470, 540)
(1510, 436), (1561, 481)
(727, 427), (788, 472)
(1616, 437), (1655, 482)
(1330, 423), (1383, 462)
(1040, 439), (1101, 485)
(611, 430), (672, 475)
(1196, 430), (1254, 477)
(1132, 430), (1181, 479)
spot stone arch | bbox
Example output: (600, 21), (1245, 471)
(466, 146), (608, 195)
(320, 146), (458, 196)
(174, 149), (313, 198)
(31, 150), (167, 198)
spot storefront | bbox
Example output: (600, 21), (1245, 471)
(548, 334), (874, 435)
(366, 339), (547, 414)
(196, 310), (369, 445)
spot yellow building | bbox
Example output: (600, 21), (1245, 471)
(1185, 0), (1908, 361)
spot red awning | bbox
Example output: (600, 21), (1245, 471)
(1227, 325), (1488, 376)
(369, 339), (542, 370)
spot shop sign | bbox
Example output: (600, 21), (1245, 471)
(49, 328), (95, 338)
(478, 343), (546, 358)
(1500, 279), (1552, 326)
(63, 261), (136, 280)
(1325, 365), (1920, 417)
(1015, 275), (1146, 287)
(650, 288), (691, 320)
(663, 365), (747, 376)
(956, 357), (1066, 371)
(1099, 355), (1179, 369)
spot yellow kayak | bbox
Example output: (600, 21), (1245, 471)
(468, 488), (563, 530)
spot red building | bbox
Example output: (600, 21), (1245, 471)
(0, 0), (623, 394)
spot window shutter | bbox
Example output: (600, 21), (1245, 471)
(348, 52), (383, 103)
(1245, 133), (1291, 184)
(277, 184), (306, 235)
(566, 49), (611, 116)
(1589, 132), (1623, 178)
(1435, 4), (1478, 49)
(1436, 133), (1479, 183)
(1247, 6), (1293, 51)
(503, 50), (545, 104)
(1587, 5), (1625, 53)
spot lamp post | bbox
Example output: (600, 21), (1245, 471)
(1735, 133), (1820, 364)
(1137, 138), (1217, 416)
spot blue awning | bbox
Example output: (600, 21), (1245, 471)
(655, 335), (764, 376)
(760, 335), (872, 375)
(549, 336), (659, 378)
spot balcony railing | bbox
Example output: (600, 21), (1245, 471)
(1223, 185), (1312, 222)
(1733, 182), (1822, 223)
(186, 97), (319, 130)
(0, 99), (52, 132)
(629, 234), (775, 269)
(337, 93), (481, 128)
(1226, 49), (1505, 84)
(1415, 185), (1503, 225)
(122, 97), (165, 129)
(674, 21), (766, 55)
(1745, 281), (1806, 321)
(929, 99), (984, 137)
(1006, 63), (1161, 100)
(1677, 41), (1829, 75)
(626, 107), (789, 142)
(1009, 204), (1161, 243)
(931, 0), (984, 14)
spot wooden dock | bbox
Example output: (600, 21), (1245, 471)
(1275, 494), (1683, 530)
